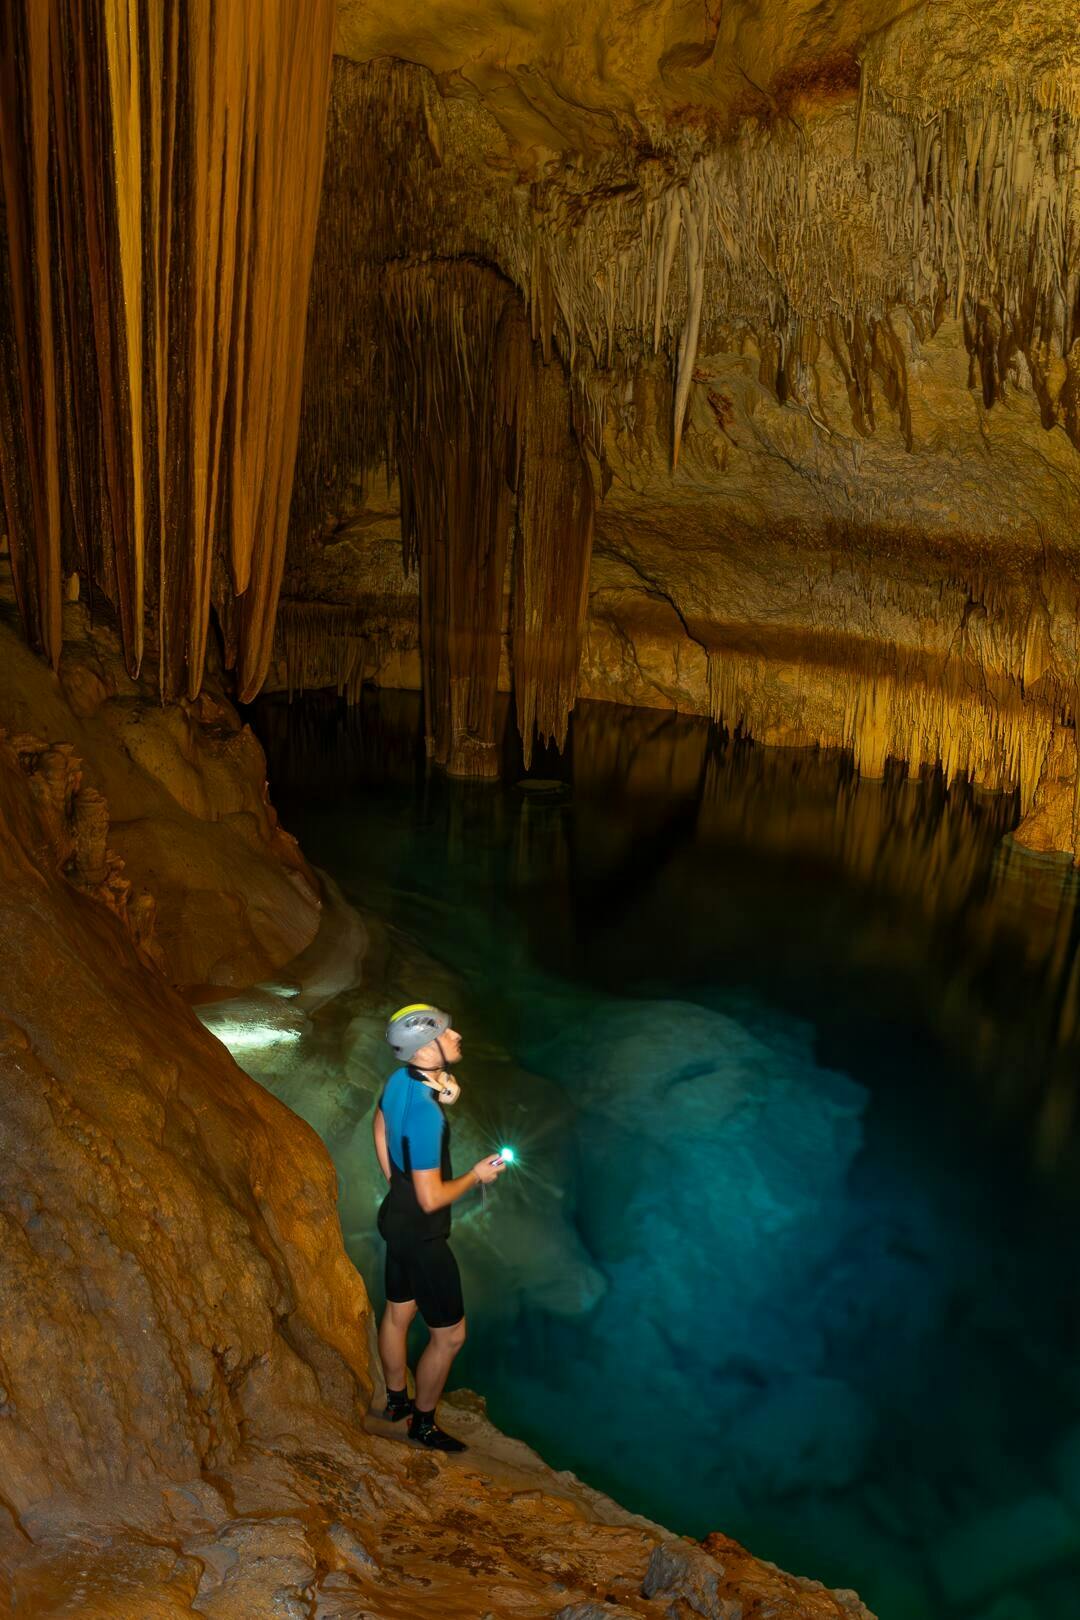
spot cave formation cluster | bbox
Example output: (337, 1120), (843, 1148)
(4, 1), (1080, 837)
(0, 0), (335, 701)
(2, 4), (1080, 1615)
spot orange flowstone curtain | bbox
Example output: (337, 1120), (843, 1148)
(0, 0), (335, 701)
(385, 263), (518, 777)
(382, 262), (595, 775)
(0, 0), (62, 666)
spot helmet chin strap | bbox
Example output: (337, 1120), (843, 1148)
(411, 1039), (461, 1105)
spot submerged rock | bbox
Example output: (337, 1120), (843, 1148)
(930, 1493), (1080, 1608)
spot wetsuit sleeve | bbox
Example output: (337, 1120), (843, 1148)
(403, 1097), (444, 1172)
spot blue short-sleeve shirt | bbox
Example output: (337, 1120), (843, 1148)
(380, 1066), (445, 1173)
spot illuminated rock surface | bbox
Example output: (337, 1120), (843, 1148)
(0, 638), (878, 1616)
(0, 603), (320, 987)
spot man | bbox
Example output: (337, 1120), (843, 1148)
(373, 1003), (505, 1452)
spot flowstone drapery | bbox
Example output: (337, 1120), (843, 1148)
(0, 0), (335, 701)
(384, 264), (594, 775)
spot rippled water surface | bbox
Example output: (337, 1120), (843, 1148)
(242, 690), (1080, 1620)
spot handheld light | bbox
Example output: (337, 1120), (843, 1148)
(493, 1146), (516, 1166)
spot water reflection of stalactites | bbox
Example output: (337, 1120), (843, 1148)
(976, 841), (1080, 1168)
(692, 743), (1080, 1175)
(510, 788), (572, 895)
(248, 689), (426, 795)
(564, 715), (1080, 1176)
(570, 703), (710, 802)
(697, 744), (1017, 924)
(565, 704), (709, 909)
(252, 687), (1080, 1175)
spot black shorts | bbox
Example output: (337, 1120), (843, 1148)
(384, 1236), (464, 1329)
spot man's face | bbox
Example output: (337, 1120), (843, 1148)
(414, 1026), (462, 1068)
(441, 1026), (463, 1064)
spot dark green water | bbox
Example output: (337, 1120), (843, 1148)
(244, 689), (1080, 1620)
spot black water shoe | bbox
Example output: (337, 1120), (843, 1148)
(382, 1388), (414, 1422)
(408, 1412), (466, 1453)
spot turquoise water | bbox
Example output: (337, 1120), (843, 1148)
(246, 690), (1080, 1620)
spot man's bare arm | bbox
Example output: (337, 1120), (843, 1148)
(412, 1156), (505, 1213)
(373, 1108), (391, 1182)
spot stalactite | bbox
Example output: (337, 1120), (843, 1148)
(273, 600), (393, 705)
(0, 0), (335, 701)
(482, 86), (1080, 456)
(285, 64), (599, 776)
(502, 320), (595, 768)
(229, 6), (337, 703)
(0, 0), (62, 666)
(278, 57), (1080, 791)
(706, 641), (1056, 810)
(382, 263), (519, 776)
(671, 171), (711, 469)
(386, 271), (597, 776)
(290, 59), (480, 551)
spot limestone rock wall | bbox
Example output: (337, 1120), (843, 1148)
(0, 707), (371, 1545)
(0, 600), (321, 987)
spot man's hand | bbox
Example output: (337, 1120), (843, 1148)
(412, 1155), (507, 1211)
(472, 1155), (507, 1186)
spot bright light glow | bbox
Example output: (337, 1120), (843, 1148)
(499, 1145), (516, 1164)
(203, 1020), (302, 1053)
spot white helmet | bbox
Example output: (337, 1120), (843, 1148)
(385, 1003), (451, 1061)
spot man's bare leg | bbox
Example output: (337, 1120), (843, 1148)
(379, 1299), (417, 1396)
(414, 1317), (467, 1413)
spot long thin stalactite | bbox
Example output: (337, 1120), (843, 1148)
(0, 0), (335, 701)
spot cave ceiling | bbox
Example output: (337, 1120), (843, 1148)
(315, 0), (1080, 515)
(336, 0), (1080, 156)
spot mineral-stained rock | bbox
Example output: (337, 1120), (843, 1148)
(554, 1603), (643, 1619)
(322, 1518), (378, 1575)
(645, 1535), (878, 1618)
(0, 605), (321, 986)
(185, 1516), (320, 1618)
(9, 1535), (206, 1619)
(0, 742), (373, 1525)
(643, 1540), (744, 1618)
